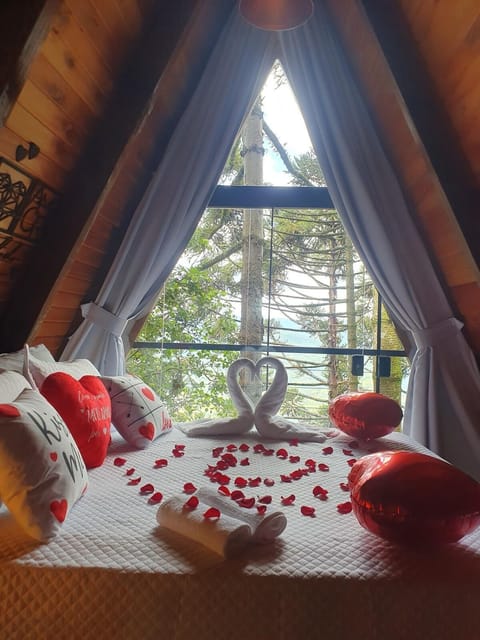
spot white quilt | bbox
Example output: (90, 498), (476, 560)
(1, 427), (479, 639)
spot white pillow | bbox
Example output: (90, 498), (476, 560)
(101, 374), (172, 448)
(0, 370), (31, 400)
(0, 387), (88, 541)
(0, 344), (55, 376)
(26, 346), (100, 389)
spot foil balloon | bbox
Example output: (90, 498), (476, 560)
(328, 392), (403, 440)
(348, 451), (480, 545)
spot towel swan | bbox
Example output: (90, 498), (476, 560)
(176, 358), (256, 436)
(254, 356), (326, 442)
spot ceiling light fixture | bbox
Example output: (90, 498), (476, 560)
(239, 0), (314, 31)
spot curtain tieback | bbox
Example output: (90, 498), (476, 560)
(81, 303), (128, 337)
(412, 317), (463, 349)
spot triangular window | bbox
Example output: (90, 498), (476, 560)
(128, 62), (407, 423)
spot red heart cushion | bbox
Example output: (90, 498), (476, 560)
(348, 451), (480, 545)
(41, 373), (111, 469)
(329, 392), (403, 440)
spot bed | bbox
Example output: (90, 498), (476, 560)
(1, 426), (479, 640)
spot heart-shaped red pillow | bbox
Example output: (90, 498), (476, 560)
(329, 392), (403, 440)
(348, 451), (480, 545)
(41, 372), (111, 469)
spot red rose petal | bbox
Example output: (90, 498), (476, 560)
(172, 450), (185, 458)
(276, 448), (288, 459)
(230, 489), (245, 501)
(221, 453), (238, 467)
(253, 444), (265, 453)
(258, 495), (272, 504)
(257, 505), (267, 515)
(174, 444), (185, 451)
(337, 501), (353, 514)
(212, 447), (224, 458)
(140, 483), (154, 495)
(226, 444), (238, 452)
(234, 477), (248, 488)
(184, 496), (199, 510)
(340, 482), (350, 492)
(240, 457), (250, 466)
(322, 447), (334, 455)
(280, 474), (292, 483)
(313, 485), (328, 497)
(342, 449), (353, 456)
(347, 459), (357, 467)
(113, 457), (127, 467)
(264, 478), (275, 487)
(289, 455), (300, 464)
(248, 477), (261, 487)
(203, 507), (221, 519)
(281, 494), (296, 506)
(305, 458), (316, 468)
(318, 463), (330, 472)
(290, 469), (305, 480)
(149, 492), (163, 504)
(125, 468), (135, 476)
(263, 448), (275, 456)
(239, 443), (250, 452)
(218, 486), (230, 497)
(183, 482), (197, 495)
(154, 459), (168, 468)
(301, 505), (316, 517)
(238, 497), (255, 509)
(128, 477), (142, 485)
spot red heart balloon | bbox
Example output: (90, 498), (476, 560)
(348, 451), (480, 545)
(329, 392), (403, 440)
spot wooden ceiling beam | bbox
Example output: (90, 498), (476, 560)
(361, 0), (480, 267)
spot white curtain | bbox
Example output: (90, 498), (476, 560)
(64, 0), (480, 478)
(277, 1), (480, 479)
(62, 9), (277, 375)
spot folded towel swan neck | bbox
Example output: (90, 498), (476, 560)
(175, 358), (256, 436)
(254, 356), (326, 443)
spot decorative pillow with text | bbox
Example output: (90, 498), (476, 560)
(41, 373), (112, 469)
(101, 374), (172, 448)
(0, 388), (88, 541)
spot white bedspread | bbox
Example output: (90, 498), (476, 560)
(1, 427), (479, 639)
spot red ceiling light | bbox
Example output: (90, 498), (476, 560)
(239, 0), (314, 31)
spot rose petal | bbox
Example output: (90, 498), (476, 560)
(322, 447), (334, 455)
(128, 477), (141, 485)
(230, 489), (245, 501)
(305, 458), (316, 468)
(125, 468), (135, 476)
(257, 505), (267, 515)
(342, 449), (353, 456)
(258, 495), (272, 504)
(318, 463), (330, 472)
(337, 501), (353, 514)
(238, 497), (255, 509)
(114, 457), (127, 467)
(184, 496), (199, 510)
(290, 469), (305, 480)
(253, 444), (265, 453)
(239, 443), (250, 452)
(264, 478), (275, 487)
(276, 448), (288, 459)
(172, 450), (185, 458)
(140, 483), (154, 494)
(234, 477), (248, 488)
(174, 444), (185, 451)
(301, 505), (316, 517)
(218, 486), (230, 497)
(203, 507), (221, 519)
(226, 444), (238, 452)
(154, 459), (168, 468)
(248, 477), (261, 487)
(183, 482), (197, 495)
(281, 494), (296, 506)
(280, 474), (292, 483)
(149, 492), (163, 504)
(313, 485), (328, 497)
(340, 482), (350, 492)
(289, 455), (301, 464)
(263, 448), (275, 456)
(347, 459), (357, 467)
(212, 447), (224, 458)
(240, 458), (250, 466)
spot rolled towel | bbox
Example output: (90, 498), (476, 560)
(156, 495), (252, 558)
(197, 487), (287, 544)
(254, 357), (326, 442)
(176, 358), (256, 436)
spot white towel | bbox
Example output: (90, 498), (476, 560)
(197, 487), (287, 544)
(156, 495), (252, 558)
(176, 358), (256, 436)
(254, 357), (326, 442)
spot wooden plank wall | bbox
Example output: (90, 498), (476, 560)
(328, 0), (480, 354)
(0, 0), (153, 352)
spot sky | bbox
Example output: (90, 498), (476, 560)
(260, 66), (312, 185)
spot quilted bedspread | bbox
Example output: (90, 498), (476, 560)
(1, 427), (479, 640)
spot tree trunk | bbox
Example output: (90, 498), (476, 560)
(239, 101), (264, 375)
